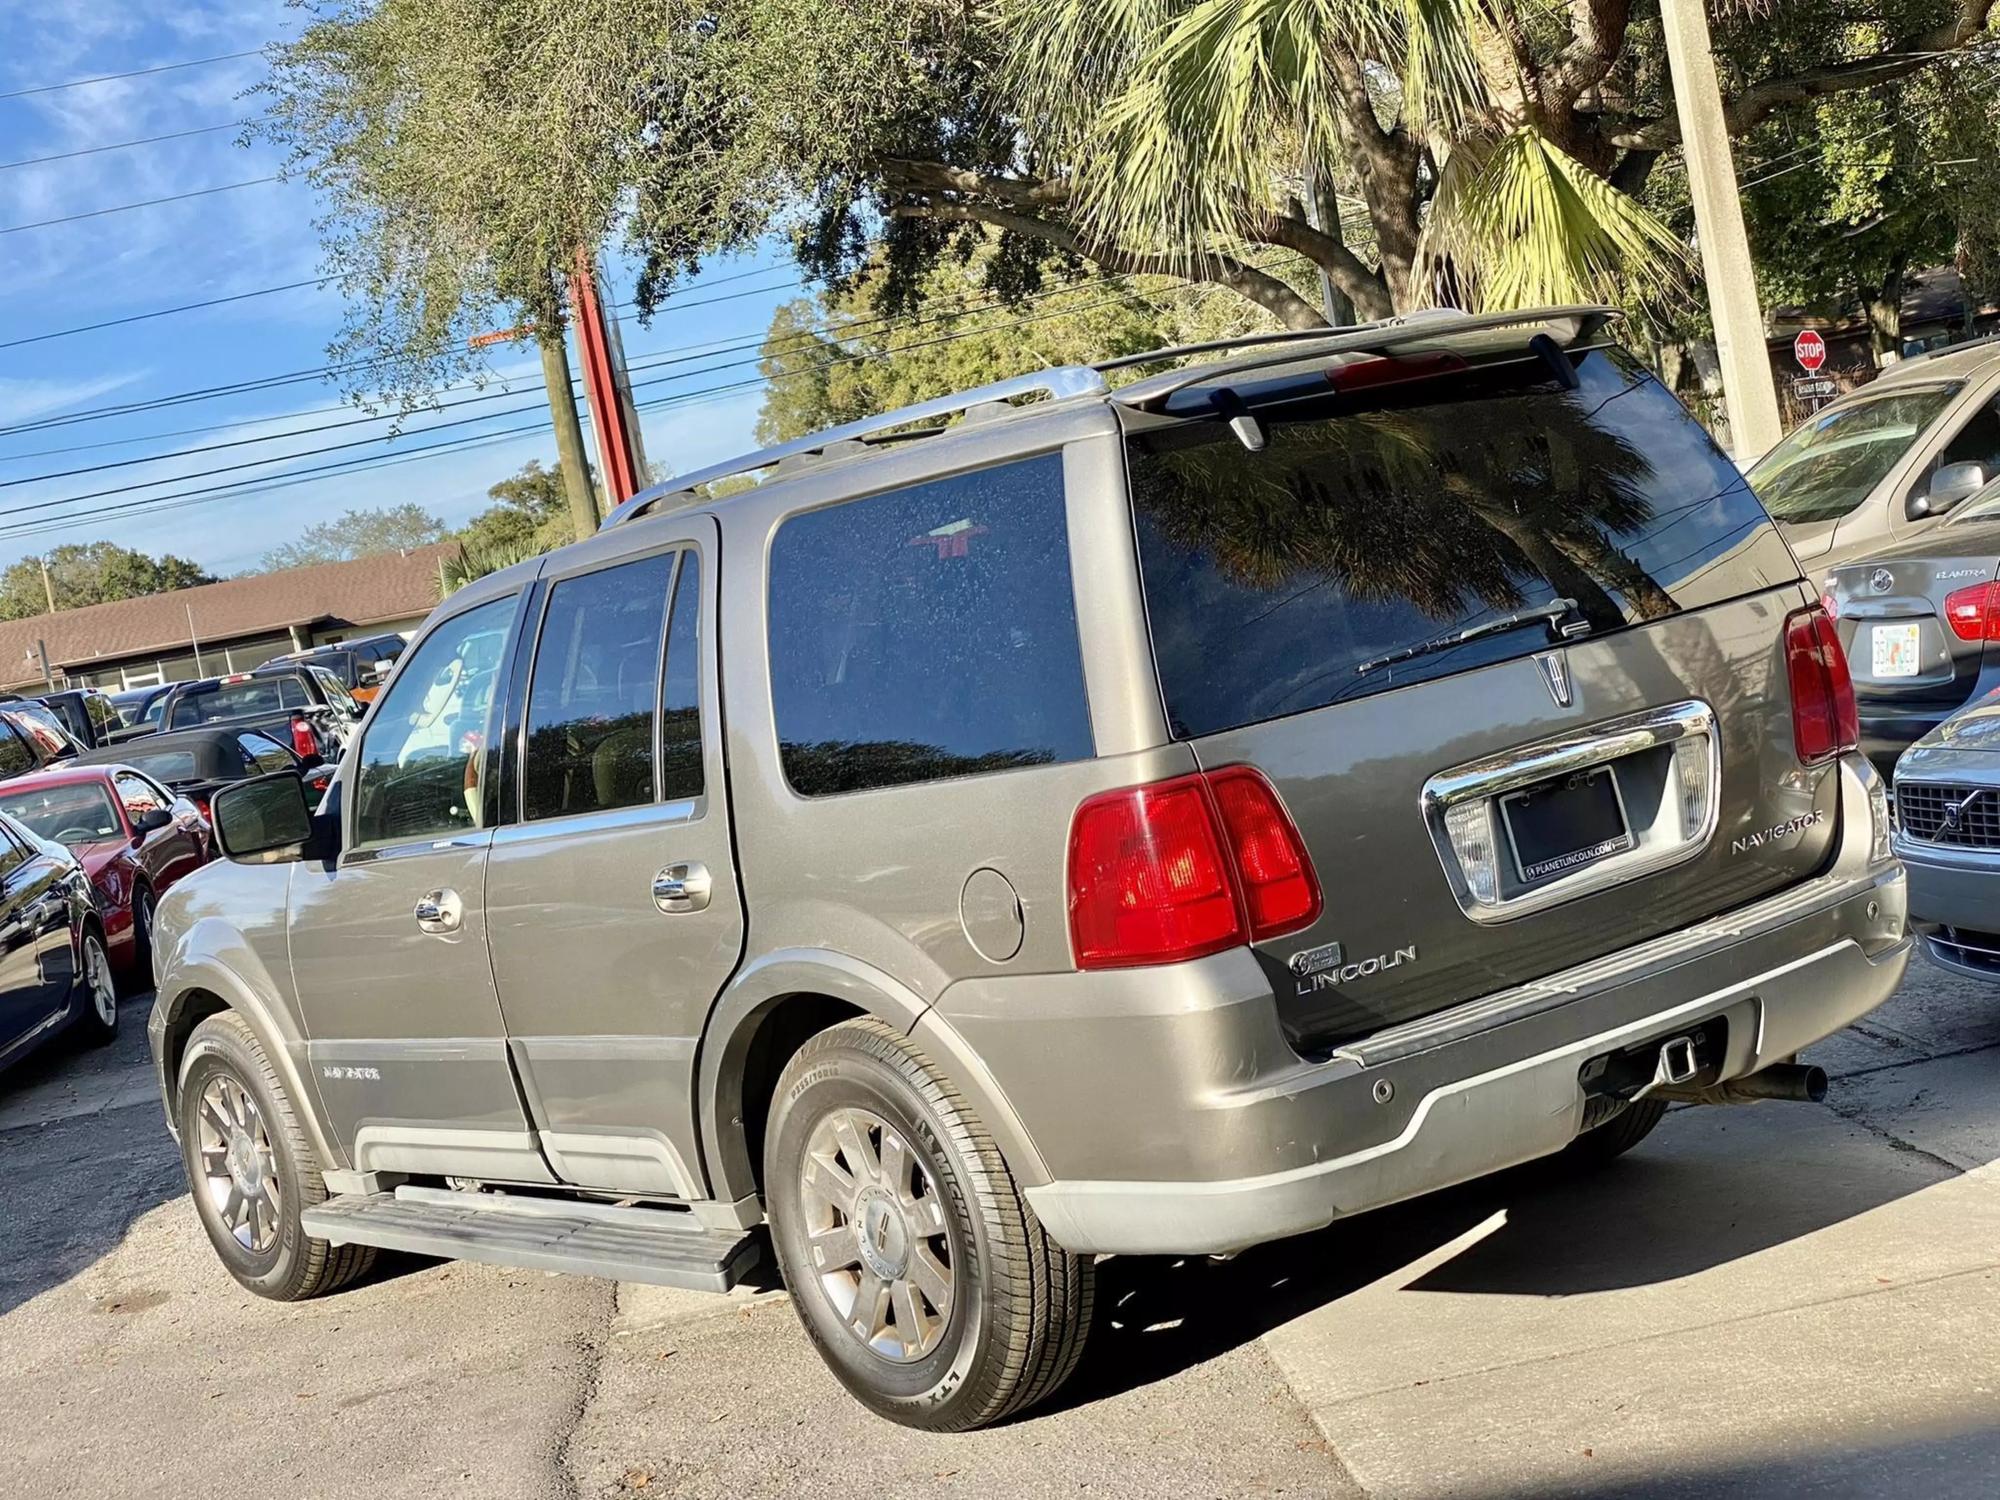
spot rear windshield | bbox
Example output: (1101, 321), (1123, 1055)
(168, 675), (307, 728)
(1128, 346), (1793, 739)
(1749, 382), (1961, 524)
(121, 748), (201, 782)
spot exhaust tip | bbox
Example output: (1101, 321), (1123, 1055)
(1800, 1064), (1829, 1104)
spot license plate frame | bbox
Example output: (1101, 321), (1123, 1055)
(1500, 764), (1636, 886)
(1871, 622), (1921, 678)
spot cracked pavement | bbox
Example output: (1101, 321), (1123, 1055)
(2, 952), (1996, 1499)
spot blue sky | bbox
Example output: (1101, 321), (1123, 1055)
(0, 2), (796, 576)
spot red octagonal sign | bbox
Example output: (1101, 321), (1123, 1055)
(1793, 329), (1828, 372)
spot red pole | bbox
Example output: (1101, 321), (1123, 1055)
(568, 253), (640, 507)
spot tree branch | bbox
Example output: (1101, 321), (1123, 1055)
(878, 158), (1072, 211)
(1543, 0), (1633, 112)
(1609, 0), (1998, 150)
(1242, 209), (1394, 320)
(889, 201), (1330, 330)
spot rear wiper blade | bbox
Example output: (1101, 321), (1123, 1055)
(1355, 598), (1586, 677)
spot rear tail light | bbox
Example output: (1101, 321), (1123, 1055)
(1066, 767), (1321, 970)
(289, 713), (317, 759)
(192, 796), (211, 821)
(1944, 581), (2000, 641)
(1785, 605), (1859, 765)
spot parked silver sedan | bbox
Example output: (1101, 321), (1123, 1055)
(1894, 696), (2000, 975)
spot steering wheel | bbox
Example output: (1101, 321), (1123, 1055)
(52, 826), (103, 844)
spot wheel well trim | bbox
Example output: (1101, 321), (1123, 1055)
(697, 949), (1051, 1203)
(156, 959), (345, 1171)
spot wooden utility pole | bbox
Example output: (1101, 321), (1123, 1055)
(38, 558), (56, 614)
(1657, 0), (1782, 459)
(540, 329), (600, 537)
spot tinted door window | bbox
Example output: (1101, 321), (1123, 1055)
(1932, 395), (2000, 486)
(522, 553), (672, 822)
(113, 773), (166, 821)
(350, 596), (519, 847)
(1130, 347), (1792, 739)
(0, 724), (31, 778)
(237, 733), (297, 774)
(660, 554), (703, 801)
(768, 454), (1093, 796)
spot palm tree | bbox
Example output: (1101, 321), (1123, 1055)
(1000, 0), (1688, 316)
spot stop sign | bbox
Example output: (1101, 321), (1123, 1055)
(1793, 329), (1828, 372)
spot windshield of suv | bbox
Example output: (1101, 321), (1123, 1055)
(0, 783), (121, 845)
(1128, 346), (1795, 739)
(1748, 383), (1960, 524)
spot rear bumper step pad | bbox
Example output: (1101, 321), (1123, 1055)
(301, 1185), (762, 1293)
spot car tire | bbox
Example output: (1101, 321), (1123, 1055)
(177, 1011), (375, 1301)
(72, 929), (119, 1047)
(122, 885), (155, 997)
(1562, 1096), (1669, 1168)
(764, 1017), (1093, 1431)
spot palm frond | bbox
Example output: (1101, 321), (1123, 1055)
(1416, 127), (1692, 310)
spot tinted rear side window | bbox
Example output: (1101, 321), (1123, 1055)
(1129, 346), (1794, 739)
(769, 453), (1093, 796)
(660, 554), (703, 802)
(523, 553), (672, 821)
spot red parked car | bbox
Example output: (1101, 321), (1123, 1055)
(0, 766), (211, 991)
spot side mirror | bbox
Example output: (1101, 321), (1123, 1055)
(1928, 461), (1988, 515)
(211, 772), (328, 864)
(132, 807), (173, 835)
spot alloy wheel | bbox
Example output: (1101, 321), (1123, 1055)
(83, 936), (116, 1027)
(798, 1107), (955, 1362)
(195, 1074), (283, 1254)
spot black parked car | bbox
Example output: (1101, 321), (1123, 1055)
(260, 632), (406, 702)
(0, 701), (85, 781)
(0, 809), (120, 1072)
(75, 726), (335, 821)
(1826, 493), (2000, 775)
(156, 664), (365, 763)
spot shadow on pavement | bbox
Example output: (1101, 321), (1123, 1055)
(1051, 1102), (1963, 1414)
(4, 994), (196, 1317)
(1486, 1416), (2000, 1498)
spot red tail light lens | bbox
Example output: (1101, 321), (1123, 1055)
(289, 714), (317, 759)
(1204, 766), (1323, 937)
(1944, 581), (2000, 641)
(1066, 768), (1321, 970)
(1067, 774), (1242, 970)
(1785, 605), (1859, 765)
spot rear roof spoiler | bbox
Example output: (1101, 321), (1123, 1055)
(1106, 305), (1620, 411)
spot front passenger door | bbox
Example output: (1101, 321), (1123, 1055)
(485, 525), (742, 1199)
(288, 592), (553, 1184)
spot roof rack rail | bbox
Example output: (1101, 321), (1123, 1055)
(600, 365), (1107, 530)
(1892, 330), (2000, 369)
(1091, 312), (1452, 373)
(1107, 305), (1618, 410)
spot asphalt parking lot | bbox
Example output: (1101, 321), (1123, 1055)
(3, 955), (1997, 1500)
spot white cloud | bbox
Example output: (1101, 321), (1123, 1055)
(0, 369), (147, 426)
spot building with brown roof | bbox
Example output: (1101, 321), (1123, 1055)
(0, 543), (453, 692)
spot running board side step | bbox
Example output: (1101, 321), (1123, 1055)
(300, 1185), (762, 1293)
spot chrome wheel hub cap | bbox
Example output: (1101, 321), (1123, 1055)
(799, 1107), (954, 1362)
(196, 1076), (281, 1253)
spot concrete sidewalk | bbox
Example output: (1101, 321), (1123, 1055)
(1259, 966), (2000, 1498)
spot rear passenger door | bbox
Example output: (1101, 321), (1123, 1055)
(485, 519), (742, 1200)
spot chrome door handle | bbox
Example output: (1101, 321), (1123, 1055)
(651, 862), (711, 914)
(414, 888), (463, 934)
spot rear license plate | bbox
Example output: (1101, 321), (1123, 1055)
(1501, 766), (1634, 885)
(1872, 622), (1921, 677)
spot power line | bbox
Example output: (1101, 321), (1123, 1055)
(0, 176), (280, 236)
(0, 264), (1142, 476)
(0, 121), (244, 172)
(0, 50), (263, 102)
(0, 278), (327, 352)
(0, 279), (1189, 538)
